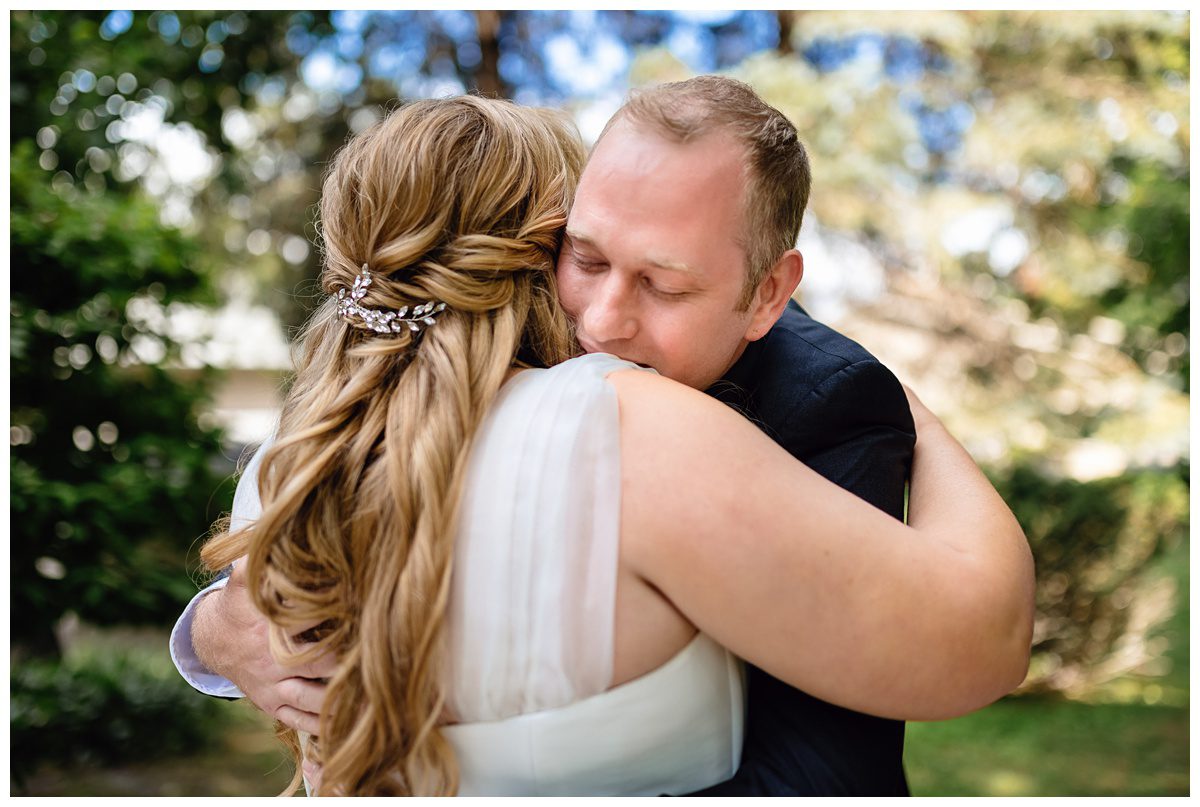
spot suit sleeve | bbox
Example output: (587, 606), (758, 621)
(784, 359), (915, 522)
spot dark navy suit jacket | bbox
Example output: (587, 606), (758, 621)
(692, 299), (916, 796)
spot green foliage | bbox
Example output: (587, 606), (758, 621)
(10, 11), (322, 176)
(963, 16), (1190, 389)
(1090, 158), (1189, 388)
(991, 461), (1188, 693)
(10, 143), (232, 654)
(1023, 152), (1190, 389)
(745, 12), (1189, 394)
(10, 10), (341, 330)
(9, 653), (227, 791)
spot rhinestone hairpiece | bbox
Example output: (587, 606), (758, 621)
(335, 264), (448, 335)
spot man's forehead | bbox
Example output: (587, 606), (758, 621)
(574, 132), (744, 213)
(586, 118), (744, 169)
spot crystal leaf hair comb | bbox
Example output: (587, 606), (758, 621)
(336, 264), (448, 335)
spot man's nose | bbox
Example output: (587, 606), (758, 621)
(582, 275), (638, 344)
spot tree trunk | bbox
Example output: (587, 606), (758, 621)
(473, 10), (506, 98)
(776, 10), (795, 55)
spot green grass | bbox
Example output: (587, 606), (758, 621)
(19, 705), (296, 797)
(904, 696), (1188, 796)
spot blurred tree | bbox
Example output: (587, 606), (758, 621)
(10, 11), (341, 332)
(743, 11), (1189, 389)
(9, 11), (326, 173)
(995, 462), (1187, 695)
(9, 8), (1188, 699)
(716, 10), (1188, 695)
(10, 144), (230, 656)
(9, 10), (328, 655)
(11, 11), (790, 330)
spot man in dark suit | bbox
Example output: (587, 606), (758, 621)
(699, 300), (914, 795)
(554, 76), (913, 795)
(174, 75), (915, 794)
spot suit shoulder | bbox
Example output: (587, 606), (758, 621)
(767, 312), (914, 445)
(762, 306), (887, 386)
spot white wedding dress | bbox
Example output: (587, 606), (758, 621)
(235, 352), (745, 795)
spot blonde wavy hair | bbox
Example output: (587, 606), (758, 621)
(201, 96), (586, 795)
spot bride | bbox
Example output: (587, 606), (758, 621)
(199, 95), (1033, 796)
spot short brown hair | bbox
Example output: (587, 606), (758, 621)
(600, 75), (811, 309)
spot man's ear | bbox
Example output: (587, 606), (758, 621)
(744, 249), (804, 342)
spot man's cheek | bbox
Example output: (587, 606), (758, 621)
(555, 275), (583, 321)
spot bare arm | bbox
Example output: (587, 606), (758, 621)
(613, 369), (1034, 722)
(191, 559), (336, 734)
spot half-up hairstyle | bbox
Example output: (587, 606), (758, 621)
(201, 96), (586, 795)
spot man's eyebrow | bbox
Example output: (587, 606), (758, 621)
(644, 256), (698, 277)
(563, 230), (597, 250)
(564, 230), (697, 277)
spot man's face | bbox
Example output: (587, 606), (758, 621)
(556, 119), (758, 391)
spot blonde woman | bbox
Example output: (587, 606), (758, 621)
(200, 96), (1033, 796)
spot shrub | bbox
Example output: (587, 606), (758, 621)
(10, 649), (228, 790)
(992, 462), (1188, 695)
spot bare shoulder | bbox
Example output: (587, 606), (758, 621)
(606, 367), (766, 449)
(605, 366), (697, 405)
(605, 367), (805, 576)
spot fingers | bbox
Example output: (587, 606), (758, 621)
(278, 677), (328, 716)
(294, 650), (340, 681)
(275, 703), (322, 735)
(272, 677), (327, 734)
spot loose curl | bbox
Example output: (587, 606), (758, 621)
(202, 96), (586, 795)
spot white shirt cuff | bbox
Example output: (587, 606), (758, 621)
(169, 575), (246, 699)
